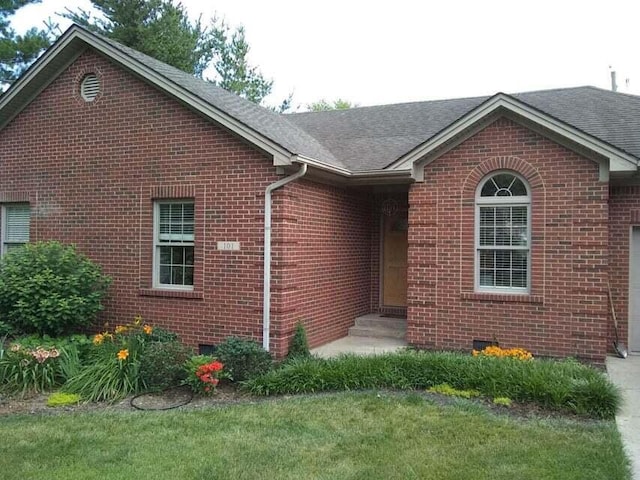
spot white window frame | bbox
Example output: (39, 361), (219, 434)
(153, 200), (195, 290)
(1, 204), (30, 256)
(475, 172), (531, 294)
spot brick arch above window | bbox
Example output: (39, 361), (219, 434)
(461, 156), (544, 203)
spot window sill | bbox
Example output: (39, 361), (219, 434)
(139, 288), (203, 299)
(460, 292), (543, 305)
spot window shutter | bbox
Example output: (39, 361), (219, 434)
(5, 205), (30, 243)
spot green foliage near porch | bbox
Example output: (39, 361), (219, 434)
(244, 350), (620, 419)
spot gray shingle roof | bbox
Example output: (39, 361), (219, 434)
(287, 87), (640, 171)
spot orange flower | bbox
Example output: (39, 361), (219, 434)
(116, 349), (129, 361)
(114, 325), (128, 334)
(143, 325), (153, 335)
(93, 333), (104, 345)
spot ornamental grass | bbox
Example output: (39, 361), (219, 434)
(244, 350), (620, 419)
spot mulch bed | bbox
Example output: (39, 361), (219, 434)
(0, 384), (599, 423)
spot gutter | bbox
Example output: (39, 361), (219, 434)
(263, 162), (308, 351)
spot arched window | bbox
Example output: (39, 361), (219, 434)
(476, 172), (530, 292)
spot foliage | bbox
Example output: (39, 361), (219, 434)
(244, 351), (621, 419)
(493, 396), (513, 407)
(63, 0), (274, 104)
(215, 336), (272, 382)
(139, 340), (192, 391)
(0, 0), (52, 87)
(307, 98), (358, 111)
(0, 394), (630, 480)
(63, 316), (154, 402)
(0, 241), (111, 336)
(473, 345), (533, 361)
(183, 355), (226, 395)
(0, 341), (63, 395)
(427, 383), (480, 399)
(46, 391), (81, 407)
(287, 322), (310, 360)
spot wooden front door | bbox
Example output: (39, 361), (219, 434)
(382, 210), (408, 307)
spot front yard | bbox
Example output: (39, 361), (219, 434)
(0, 392), (630, 480)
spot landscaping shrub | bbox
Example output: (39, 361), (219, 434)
(183, 355), (227, 395)
(215, 337), (272, 382)
(243, 351), (621, 419)
(287, 322), (311, 360)
(139, 341), (192, 391)
(427, 383), (480, 399)
(0, 241), (111, 336)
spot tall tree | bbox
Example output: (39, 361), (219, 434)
(0, 0), (51, 86)
(63, 0), (273, 104)
(307, 98), (358, 112)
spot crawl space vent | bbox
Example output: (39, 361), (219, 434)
(80, 74), (100, 102)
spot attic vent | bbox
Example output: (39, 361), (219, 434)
(80, 74), (100, 102)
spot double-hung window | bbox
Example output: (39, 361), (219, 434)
(153, 201), (194, 289)
(476, 172), (530, 293)
(2, 204), (30, 255)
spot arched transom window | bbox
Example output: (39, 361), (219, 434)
(476, 172), (530, 292)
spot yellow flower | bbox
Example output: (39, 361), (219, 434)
(114, 325), (128, 334)
(143, 325), (153, 335)
(134, 315), (143, 326)
(93, 334), (104, 345)
(116, 349), (129, 361)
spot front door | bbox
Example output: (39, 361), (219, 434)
(630, 227), (640, 353)
(382, 210), (408, 307)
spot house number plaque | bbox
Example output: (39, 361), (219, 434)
(217, 241), (240, 251)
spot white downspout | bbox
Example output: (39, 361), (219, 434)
(263, 163), (308, 351)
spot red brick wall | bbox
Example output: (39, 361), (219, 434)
(0, 50), (286, 351)
(609, 185), (640, 349)
(408, 118), (609, 362)
(268, 180), (373, 356)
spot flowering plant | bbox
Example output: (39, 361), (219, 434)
(472, 345), (533, 361)
(0, 342), (63, 394)
(184, 355), (228, 395)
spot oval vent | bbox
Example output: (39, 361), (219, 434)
(80, 73), (100, 102)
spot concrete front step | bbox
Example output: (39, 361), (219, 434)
(353, 313), (407, 331)
(348, 325), (406, 339)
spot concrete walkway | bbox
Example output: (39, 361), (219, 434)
(607, 355), (640, 479)
(311, 336), (406, 358)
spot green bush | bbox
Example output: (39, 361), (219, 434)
(215, 337), (272, 382)
(427, 383), (480, 399)
(243, 351), (621, 419)
(0, 241), (111, 336)
(139, 341), (192, 391)
(287, 322), (310, 360)
(183, 355), (228, 395)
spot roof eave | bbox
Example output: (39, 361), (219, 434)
(388, 93), (639, 180)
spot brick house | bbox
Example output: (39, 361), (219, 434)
(0, 25), (638, 362)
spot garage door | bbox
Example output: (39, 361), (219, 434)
(631, 227), (640, 353)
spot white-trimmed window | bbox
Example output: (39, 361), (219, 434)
(2, 204), (30, 255)
(153, 200), (194, 289)
(476, 172), (530, 293)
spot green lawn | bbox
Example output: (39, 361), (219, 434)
(0, 393), (630, 480)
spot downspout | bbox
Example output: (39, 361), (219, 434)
(263, 162), (308, 351)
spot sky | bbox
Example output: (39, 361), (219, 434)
(10, 0), (640, 110)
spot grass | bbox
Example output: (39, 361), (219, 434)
(245, 351), (621, 418)
(0, 392), (630, 480)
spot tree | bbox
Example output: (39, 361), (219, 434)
(0, 0), (52, 87)
(307, 98), (358, 112)
(63, 0), (274, 104)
